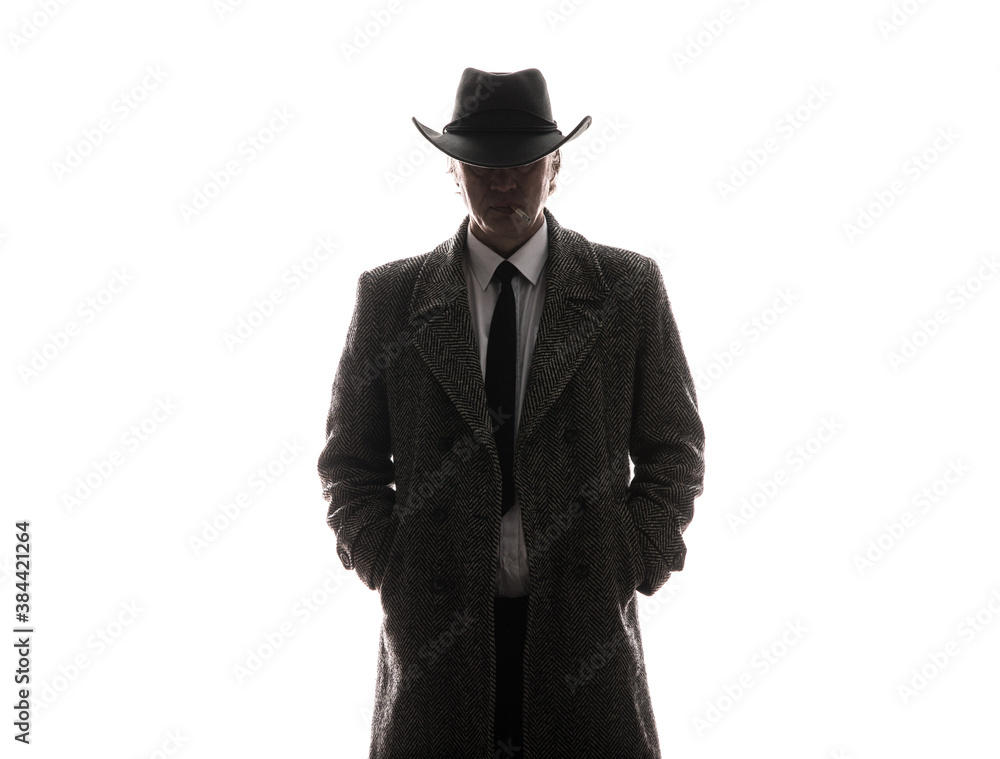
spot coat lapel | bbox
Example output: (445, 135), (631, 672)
(408, 215), (490, 443)
(408, 208), (611, 459)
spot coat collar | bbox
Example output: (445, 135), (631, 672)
(408, 207), (611, 452)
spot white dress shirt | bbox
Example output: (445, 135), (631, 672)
(463, 216), (549, 598)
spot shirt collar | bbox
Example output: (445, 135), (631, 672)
(466, 215), (549, 292)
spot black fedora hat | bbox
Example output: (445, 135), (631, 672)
(412, 67), (592, 169)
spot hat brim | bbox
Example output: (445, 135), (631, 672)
(411, 115), (592, 169)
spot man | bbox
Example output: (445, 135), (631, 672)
(319, 67), (705, 758)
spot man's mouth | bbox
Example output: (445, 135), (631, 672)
(491, 204), (531, 222)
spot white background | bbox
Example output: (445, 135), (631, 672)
(2, 0), (999, 757)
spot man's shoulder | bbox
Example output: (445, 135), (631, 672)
(558, 217), (654, 262)
(594, 241), (658, 277)
(558, 222), (660, 295)
(361, 251), (430, 287)
(349, 236), (455, 329)
(358, 231), (456, 289)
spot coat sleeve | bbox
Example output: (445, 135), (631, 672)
(626, 258), (706, 596)
(318, 270), (398, 592)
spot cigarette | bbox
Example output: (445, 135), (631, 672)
(513, 207), (531, 222)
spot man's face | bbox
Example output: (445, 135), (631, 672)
(453, 155), (554, 256)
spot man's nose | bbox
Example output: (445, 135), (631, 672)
(489, 170), (517, 191)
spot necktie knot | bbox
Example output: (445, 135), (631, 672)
(494, 260), (518, 289)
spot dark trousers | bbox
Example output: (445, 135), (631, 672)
(493, 595), (529, 757)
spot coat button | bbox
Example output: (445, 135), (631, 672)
(437, 434), (453, 452)
(564, 426), (579, 444)
(430, 506), (448, 523)
(430, 576), (449, 593)
(571, 563), (589, 580)
(574, 496), (587, 513)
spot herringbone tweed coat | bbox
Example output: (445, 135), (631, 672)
(319, 207), (705, 758)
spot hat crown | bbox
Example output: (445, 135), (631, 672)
(446, 68), (558, 133)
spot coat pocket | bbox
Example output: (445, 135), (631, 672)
(614, 501), (645, 595)
(377, 514), (407, 603)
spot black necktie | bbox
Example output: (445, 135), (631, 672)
(486, 260), (518, 517)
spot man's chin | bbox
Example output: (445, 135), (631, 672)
(475, 218), (515, 235)
(487, 224), (526, 241)
(470, 213), (539, 248)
